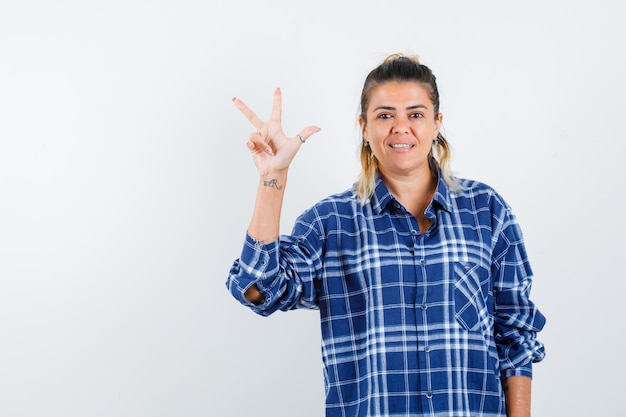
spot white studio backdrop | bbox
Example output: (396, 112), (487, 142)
(0, 1), (624, 416)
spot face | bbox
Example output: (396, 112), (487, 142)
(359, 81), (442, 178)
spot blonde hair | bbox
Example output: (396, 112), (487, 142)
(356, 54), (458, 202)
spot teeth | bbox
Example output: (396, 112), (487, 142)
(391, 144), (411, 148)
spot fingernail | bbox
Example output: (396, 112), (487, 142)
(265, 148), (273, 155)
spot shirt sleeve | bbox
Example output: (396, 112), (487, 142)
(225, 215), (323, 317)
(491, 203), (547, 379)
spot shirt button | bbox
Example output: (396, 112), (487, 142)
(426, 392), (433, 399)
(259, 259), (267, 265)
(420, 304), (428, 311)
(424, 345), (431, 353)
(410, 230), (418, 236)
(393, 201), (401, 208)
(419, 259), (425, 265)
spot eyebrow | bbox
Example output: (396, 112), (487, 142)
(372, 104), (429, 111)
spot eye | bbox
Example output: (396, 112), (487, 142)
(377, 113), (392, 120)
(410, 112), (424, 119)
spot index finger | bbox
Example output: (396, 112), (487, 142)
(232, 97), (264, 130)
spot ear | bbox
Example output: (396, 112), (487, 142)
(434, 113), (443, 136)
(358, 115), (367, 139)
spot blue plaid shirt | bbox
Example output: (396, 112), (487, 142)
(227, 172), (546, 417)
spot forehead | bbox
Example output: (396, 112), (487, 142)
(367, 81), (433, 110)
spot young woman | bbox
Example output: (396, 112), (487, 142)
(226, 54), (546, 417)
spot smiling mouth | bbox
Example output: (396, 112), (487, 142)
(390, 144), (412, 149)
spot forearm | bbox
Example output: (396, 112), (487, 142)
(503, 376), (532, 417)
(248, 170), (288, 244)
(244, 170), (288, 304)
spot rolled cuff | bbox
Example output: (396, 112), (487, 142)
(226, 234), (282, 316)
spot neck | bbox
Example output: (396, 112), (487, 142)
(380, 165), (437, 229)
(381, 165), (436, 203)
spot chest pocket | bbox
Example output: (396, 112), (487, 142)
(453, 262), (493, 333)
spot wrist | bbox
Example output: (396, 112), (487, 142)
(259, 170), (288, 190)
(260, 168), (288, 180)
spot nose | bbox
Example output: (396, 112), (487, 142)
(393, 117), (410, 134)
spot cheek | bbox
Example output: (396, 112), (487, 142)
(363, 126), (378, 141)
(419, 122), (438, 137)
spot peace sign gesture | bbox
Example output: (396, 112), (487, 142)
(232, 88), (321, 177)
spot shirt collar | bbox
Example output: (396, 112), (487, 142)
(431, 170), (452, 214)
(370, 165), (452, 215)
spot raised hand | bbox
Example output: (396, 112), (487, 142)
(232, 88), (321, 177)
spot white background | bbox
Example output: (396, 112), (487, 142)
(1, 1), (624, 416)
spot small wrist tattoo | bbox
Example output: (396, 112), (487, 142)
(263, 179), (283, 190)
